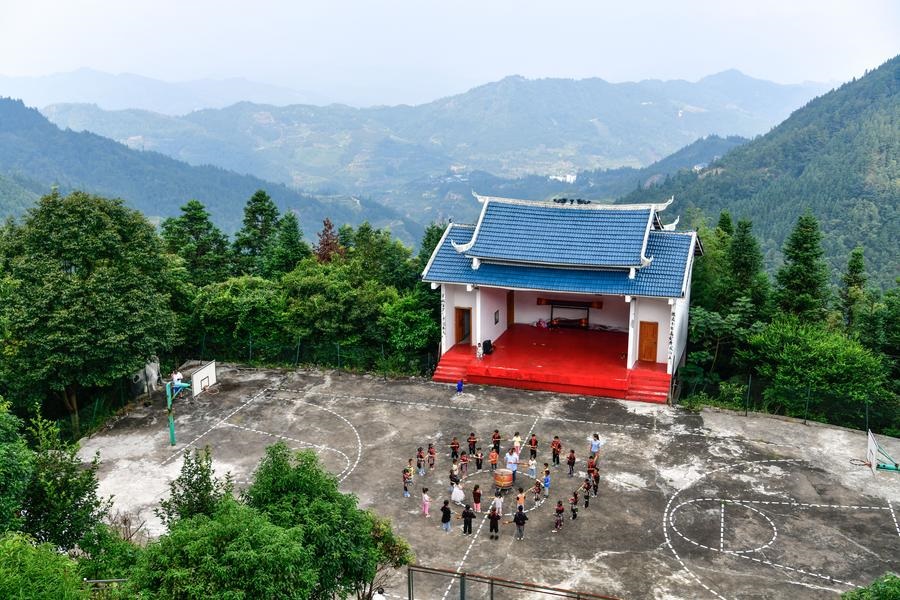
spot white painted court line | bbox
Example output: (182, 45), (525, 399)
(160, 385), (272, 465)
(287, 397), (363, 483)
(221, 422), (353, 479)
(889, 501), (900, 538)
(720, 501), (725, 552)
(440, 513), (489, 600)
(691, 497), (892, 511)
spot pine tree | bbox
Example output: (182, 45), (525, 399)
(314, 218), (344, 263)
(775, 211), (830, 321)
(262, 211), (311, 278)
(723, 219), (769, 314)
(160, 199), (231, 286)
(840, 246), (867, 329)
(716, 210), (734, 236)
(233, 190), (280, 275)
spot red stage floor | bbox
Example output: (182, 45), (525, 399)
(433, 324), (671, 402)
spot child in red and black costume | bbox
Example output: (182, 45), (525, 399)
(531, 479), (543, 504)
(449, 437), (460, 460)
(467, 432), (478, 455)
(474, 447), (484, 471)
(416, 447), (426, 476)
(553, 500), (565, 532)
(491, 429), (502, 453)
(566, 449), (576, 477)
(527, 434), (538, 459)
(459, 451), (469, 477)
(550, 435), (562, 467)
(427, 443), (436, 472)
(569, 491), (579, 520)
(488, 506), (502, 539)
(581, 478), (592, 508)
(402, 468), (412, 498)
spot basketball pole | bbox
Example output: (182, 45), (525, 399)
(165, 381), (190, 446)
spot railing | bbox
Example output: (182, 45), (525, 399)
(406, 565), (622, 600)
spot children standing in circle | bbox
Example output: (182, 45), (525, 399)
(528, 433), (538, 459)
(427, 443), (436, 472)
(416, 447), (425, 476)
(467, 432), (478, 455)
(491, 430), (502, 453)
(474, 447), (484, 471)
(566, 449), (576, 477)
(488, 447), (499, 472)
(513, 506), (528, 541)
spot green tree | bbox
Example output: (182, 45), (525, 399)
(355, 513), (413, 600)
(348, 222), (417, 290)
(0, 400), (32, 533)
(842, 572), (900, 599)
(723, 218), (770, 315)
(840, 246), (867, 329)
(716, 210), (734, 237)
(775, 211), (830, 321)
(160, 199), (231, 286)
(743, 316), (897, 431)
(233, 189), (280, 275)
(155, 446), (234, 529)
(20, 416), (110, 550)
(0, 532), (87, 600)
(193, 276), (290, 362)
(378, 289), (440, 362)
(128, 499), (317, 599)
(415, 222), (447, 273)
(262, 211), (312, 279)
(684, 209), (728, 312)
(244, 444), (409, 600)
(0, 191), (178, 435)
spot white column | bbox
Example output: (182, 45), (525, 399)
(626, 296), (636, 369)
(440, 284), (448, 354)
(474, 287), (482, 347)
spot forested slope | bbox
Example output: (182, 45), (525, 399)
(622, 55), (900, 287)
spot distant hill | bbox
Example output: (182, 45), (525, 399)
(43, 71), (827, 195)
(379, 135), (749, 224)
(621, 56), (900, 288)
(0, 69), (329, 115)
(0, 99), (420, 243)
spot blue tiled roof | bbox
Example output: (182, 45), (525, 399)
(465, 201), (652, 268)
(423, 225), (694, 298)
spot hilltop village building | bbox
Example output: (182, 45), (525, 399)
(421, 195), (702, 403)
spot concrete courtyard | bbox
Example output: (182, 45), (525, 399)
(79, 364), (900, 599)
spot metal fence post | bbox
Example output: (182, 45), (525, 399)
(407, 567), (414, 599)
(489, 578), (494, 600)
(745, 373), (751, 416)
(803, 384), (810, 424)
(459, 572), (466, 599)
(249, 333), (253, 363)
(294, 337), (301, 367)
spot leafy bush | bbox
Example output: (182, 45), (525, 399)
(0, 532), (87, 600)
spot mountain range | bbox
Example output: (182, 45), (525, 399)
(0, 99), (420, 242)
(41, 70), (827, 200)
(0, 69), (329, 115)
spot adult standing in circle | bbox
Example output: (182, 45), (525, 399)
(590, 433), (603, 456)
(505, 447), (519, 483)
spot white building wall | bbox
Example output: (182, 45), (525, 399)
(477, 286), (508, 346)
(510, 291), (629, 330)
(670, 253), (695, 374)
(632, 297), (671, 365)
(441, 284), (476, 354)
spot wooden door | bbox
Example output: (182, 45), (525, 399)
(506, 291), (515, 327)
(638, 321), (658, 362)
(455, 307), (471, 344)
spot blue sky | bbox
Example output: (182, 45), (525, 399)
(2, 0), (897, 105)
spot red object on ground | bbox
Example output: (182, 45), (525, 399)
(433, 324), (670, 402)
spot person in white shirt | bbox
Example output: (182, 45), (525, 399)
(505, 448), (519, 482)
(372, 588), (386, 600)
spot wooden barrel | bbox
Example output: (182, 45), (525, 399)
(493, 468), (514, 490)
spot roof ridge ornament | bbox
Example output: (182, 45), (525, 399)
(662, 216), (680, 231)
(654, 195), (674, 213)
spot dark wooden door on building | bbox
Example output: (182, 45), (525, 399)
(506, 291), (515, 327)
(455, 307), (472, 345)
(638, 321), (658, 362)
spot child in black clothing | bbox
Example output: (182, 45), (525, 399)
(460, 504), (476, 535)
(581, 478), (592, 508)
(474, 447), (484, 471)
(567, 449), (576, 477)
(569, 491), (579, 520)
(553, 500), (565, 532)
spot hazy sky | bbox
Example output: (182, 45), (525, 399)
(2, 0), (898, 105)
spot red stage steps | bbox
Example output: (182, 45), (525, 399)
(432, 325), (672, 403)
